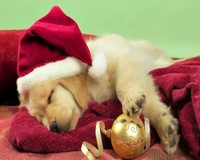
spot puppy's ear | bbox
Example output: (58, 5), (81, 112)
(19, 90), (29, 108)
(58, 74), (88, 109)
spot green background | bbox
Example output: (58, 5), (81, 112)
(0, 0), (199, 58)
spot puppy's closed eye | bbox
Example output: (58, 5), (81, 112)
(48, 90), (54, 104)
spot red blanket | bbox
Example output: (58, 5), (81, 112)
(150, 56), (200, 158)
(8, 57), (200, 159)
(1, 106), (192, 160)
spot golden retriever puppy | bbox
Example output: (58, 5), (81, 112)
(19, 34), (179, 154)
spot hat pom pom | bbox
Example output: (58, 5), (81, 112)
(88, 52), (107, 78)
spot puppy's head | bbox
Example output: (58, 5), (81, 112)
(19, 74), (88, 134)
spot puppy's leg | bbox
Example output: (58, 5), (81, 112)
(115, 55), (146, 117)
(116, 57), (179, 154)
(142, 75), (180, 154)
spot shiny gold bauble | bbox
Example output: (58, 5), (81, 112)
(110, 114), (146, 159)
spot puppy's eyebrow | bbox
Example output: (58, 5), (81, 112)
(48, 90), (54, 104)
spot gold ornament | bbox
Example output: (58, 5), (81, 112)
(110, 114), (146, 159)
(81, 114), (150, 160)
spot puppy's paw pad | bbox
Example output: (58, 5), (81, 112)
(122, 93), (145, 117)
(169, 139), (176, 148)
(158, 115), (180, 154)
(168, 126), (173, 135)
(136, 99), (143, 109)
(161, 133), (180, 154)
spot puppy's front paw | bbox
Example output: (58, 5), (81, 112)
(122, 92), (145, 117)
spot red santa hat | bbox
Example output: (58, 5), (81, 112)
(17, 6), (107, 95)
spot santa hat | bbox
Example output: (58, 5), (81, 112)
(17, 6), (107, 95)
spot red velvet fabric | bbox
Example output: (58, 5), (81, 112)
(18, 6), (92, 78)
(0, 107), (192, 159)
(0, 30), (24, 104)
(150, 56), (200, 158)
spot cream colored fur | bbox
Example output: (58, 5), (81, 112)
(19, 34), (180, 155)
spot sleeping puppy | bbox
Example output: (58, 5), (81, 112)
(19, 34), (180, 154)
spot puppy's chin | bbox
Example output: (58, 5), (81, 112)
(48, 106), (84, 134)
(68, 108), (85, 132)
(56, 117), (79, 134)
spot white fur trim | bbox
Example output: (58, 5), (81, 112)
(88, 52), (107, 78)
(17, 57), (87, 94)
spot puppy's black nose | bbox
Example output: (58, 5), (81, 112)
(50, 121), (59, 133)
